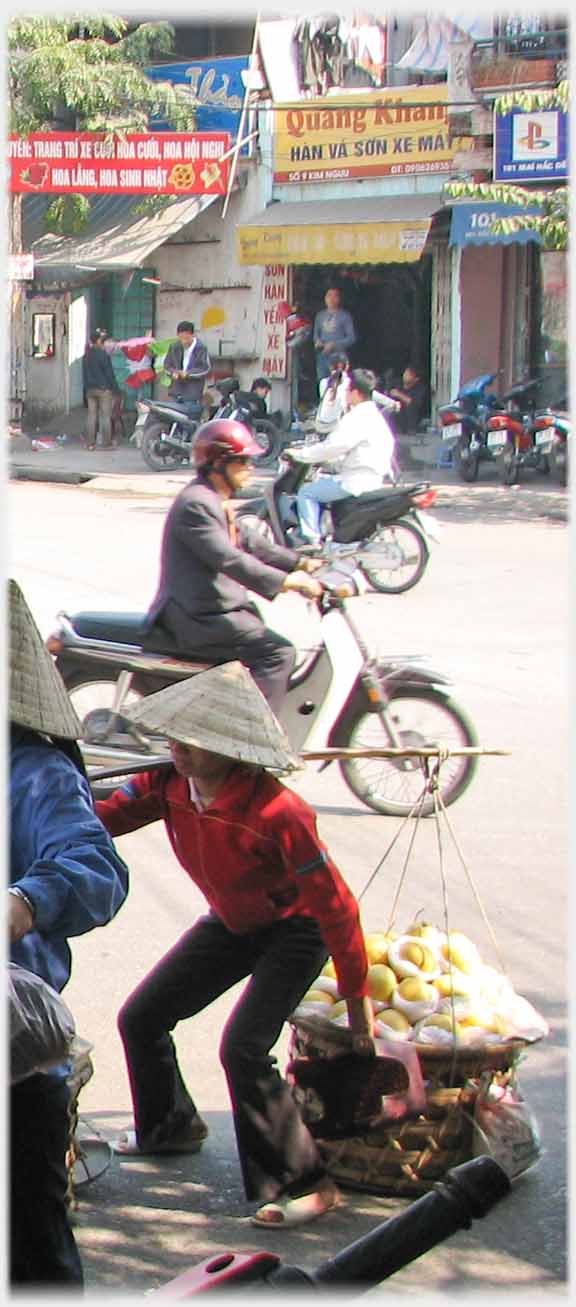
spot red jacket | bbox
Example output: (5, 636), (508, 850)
(96, 765), (368, 999)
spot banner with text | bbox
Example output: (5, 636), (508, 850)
(273, 86), (453, 183)
(261, 265), (288, 379)
(9, 132), (232, 195)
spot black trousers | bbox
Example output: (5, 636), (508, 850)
(11, 1072), (84, 1288)
(145, 601), (296, 717)
(118, 912), (329, 1203)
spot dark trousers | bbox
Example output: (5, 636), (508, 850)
(118, 912), (328, 1203)
(11, 1072), (84, 1288)
(145, 602), (296, 717)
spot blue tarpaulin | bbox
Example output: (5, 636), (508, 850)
(449, 203), (541, 246)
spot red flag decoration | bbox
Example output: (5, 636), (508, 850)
(117, 338), (156, 389)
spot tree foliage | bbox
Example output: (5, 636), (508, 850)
(9, 15), (197, 135)
(9, 15), (199, 235)
(445, 82), (568, 251)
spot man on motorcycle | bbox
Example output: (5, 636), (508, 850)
(143, 419), (324, 715)
(286, 368), (396, 545)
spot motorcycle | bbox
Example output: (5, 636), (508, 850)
(134, 378), (284, 472)
(483, 378), (547, 485)
(524, 405), (569, 487)
(235, 453), (440, 595)
(46, 562), (478, 819)
(152, 1156), (511, 1296)
(209, 377), (285, 468)
(437, 374), (501, 483)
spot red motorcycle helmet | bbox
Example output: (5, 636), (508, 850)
(192, 419), (262, 470)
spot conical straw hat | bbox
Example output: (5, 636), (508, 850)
(122, 662), (301, 773)
(9, 579), (82, 739)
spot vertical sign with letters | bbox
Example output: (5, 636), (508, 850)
(261, 266), (288, 379)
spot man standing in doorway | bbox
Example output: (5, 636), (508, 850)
(164, 321), (212, 419)
(82, 329), (121, 451)
(313, 288), (356, 388)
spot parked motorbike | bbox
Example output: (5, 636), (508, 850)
(523, 405), (569, 487)
(152, 1156), (511, 1296)
(483, 378), (547, 484)
(46, 562), (478, 818)
(210, 377), (285, 468)
(235, 453), (440, 595)
(134, 378), (284, 472)
(437, 373), (500, 482)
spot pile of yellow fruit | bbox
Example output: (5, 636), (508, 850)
(291, 921), (547, 1048)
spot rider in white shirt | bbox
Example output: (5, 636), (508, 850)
(286, 369), (396, 544)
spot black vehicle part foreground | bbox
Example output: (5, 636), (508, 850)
(151, 1156), (511, 1296)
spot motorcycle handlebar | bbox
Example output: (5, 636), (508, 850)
(152, 1157), (511, 1297)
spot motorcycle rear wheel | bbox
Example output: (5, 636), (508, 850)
(550, 444), (567, 486)
(338, 687), (478, 817)
(252, 421), (283, 468)
(496, 443), (518, 486)
(141, 423), (191, 471)
(236, 511), (276, 546)
(65, 670), (170, 797)
(455, 440), (480, 483)
(360, 522), (428, 594)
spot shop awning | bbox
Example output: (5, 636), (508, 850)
(237, 194), (446, 266)
(30, 192), (220, 271)
(449, 202), (542, 246)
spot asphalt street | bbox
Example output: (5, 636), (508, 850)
(8, 465), (569, 1300)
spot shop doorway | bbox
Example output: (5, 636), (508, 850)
(292, 258), (432, 412)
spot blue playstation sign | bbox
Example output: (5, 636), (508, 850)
(147, 56), (249, 152)
(494, 107), (568, 182)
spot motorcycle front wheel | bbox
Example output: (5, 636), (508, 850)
(359, 522), (428, 594)
(141, 423), (191, 471)
(338, 687), (478, 817)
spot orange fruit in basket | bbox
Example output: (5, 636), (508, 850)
(363, 932), (393, 964)
(302, 989), (334, 1006)
(366, 964), (397, 1003)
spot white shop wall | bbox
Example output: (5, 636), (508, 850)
(146, 168), (288, 410)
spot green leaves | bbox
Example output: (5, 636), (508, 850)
(9, 15), (198, 137)
(44, 194), (91, 234)
(444, 82), (569, 252)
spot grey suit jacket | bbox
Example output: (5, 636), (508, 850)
(145, 477), (299, 645)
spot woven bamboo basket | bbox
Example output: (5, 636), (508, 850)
(288, 1015), (526, 1197)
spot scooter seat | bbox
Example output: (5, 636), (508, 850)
(147, 403), (200, 428)
(71, 612), (148, 645)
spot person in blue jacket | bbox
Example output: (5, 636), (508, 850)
(8, 579), (129, 1288)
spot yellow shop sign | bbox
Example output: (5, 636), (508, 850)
(237, 220), (431, 266)
(273, 86), (453, 183)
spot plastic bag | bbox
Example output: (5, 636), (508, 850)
(472, 1070), (543, 1180)
(9, 963), (76, 1083)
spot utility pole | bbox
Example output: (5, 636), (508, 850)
(9, 192), (27, 429)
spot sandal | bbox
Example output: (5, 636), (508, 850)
(113, 1115), (208, 1156)
(250, 1179), (342, 1229)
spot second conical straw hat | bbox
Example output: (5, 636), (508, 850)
(122, 661), (301, 773)
(9, 579), (82, 740)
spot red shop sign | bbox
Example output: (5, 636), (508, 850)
(9, 132), (232, 195)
